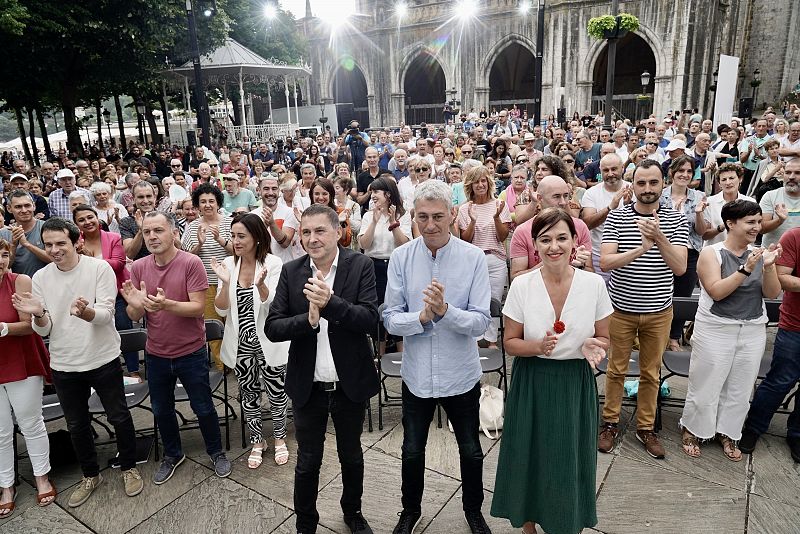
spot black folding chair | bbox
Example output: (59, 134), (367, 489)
(88, 329), (152, 440)
(480, 298), (509, 394)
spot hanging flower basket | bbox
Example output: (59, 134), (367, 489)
(587, 13), (640, 40)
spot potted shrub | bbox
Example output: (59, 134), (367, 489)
(587, 13), (640, 40)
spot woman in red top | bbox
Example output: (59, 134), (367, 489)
(0, 238), (55, 517)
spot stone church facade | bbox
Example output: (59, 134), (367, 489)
(299, 0), (800, 127)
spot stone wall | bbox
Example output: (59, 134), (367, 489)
(301, 0), (793, 127)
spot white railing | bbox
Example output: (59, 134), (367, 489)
(230, 124), (299, 142)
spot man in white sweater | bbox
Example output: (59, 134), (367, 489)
(11, 218), (143, 507)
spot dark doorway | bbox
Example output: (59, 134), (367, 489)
(489, 42), (536, 116)
(332, 59), (369, 129)
(592, 33), (656, 121)
(404, 53), (446, 126)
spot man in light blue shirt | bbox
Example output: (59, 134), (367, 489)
(383, 180), (492, 534)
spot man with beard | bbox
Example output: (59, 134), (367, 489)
(120, 181), (161, 260)
(254, 175), (298, 265)
(759, 158), (800, 248)
(580, 154), (633, 281)
(598, 159), (688, 459)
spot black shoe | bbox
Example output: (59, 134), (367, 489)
(465, 510), (492, 534)
(788, 436), (800, 463)
(739, 428), (760, 454)
(344, 511), (373, 534)
(392, 510), (422, 534)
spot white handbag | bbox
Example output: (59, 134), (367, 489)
(478, 384), (505, 439)
(446, 383), (505, 439)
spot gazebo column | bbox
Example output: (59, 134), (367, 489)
(284, 75), (291, 124)
(293, 79), (300, 126)
(239, 67), (247, 136)
(184, 77), (192, 115)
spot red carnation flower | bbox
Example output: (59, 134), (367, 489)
(553, 320), (566, 334)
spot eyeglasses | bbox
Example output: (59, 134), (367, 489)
(562, 159), (575, 164)
(210, 164), (218, 167)
(516, 157), (528, 163)
(417, 166), (430, 172)
(171, 164), (182, 168)
(445, 152), (455, 156)
(462, 150), (473, 154)
(647, 142), (658, 146)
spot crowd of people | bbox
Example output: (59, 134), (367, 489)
(0, 104), (799, 534)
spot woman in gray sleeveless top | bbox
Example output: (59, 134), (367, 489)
(680, 200), (782, 461)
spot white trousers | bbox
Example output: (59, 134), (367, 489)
(0, 376), (50, 487)
(680, 321), (765, 440)
(484, 253), (508, 343)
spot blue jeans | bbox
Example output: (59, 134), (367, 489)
(745, 328), (800, 438)
(115, 295), (138, 372)
(146, 346), (222, 459)
(401, 381), (483, 513)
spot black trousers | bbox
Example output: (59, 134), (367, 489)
(670, 248), (700, 340)
(51, 358), (137, 476)
(294, 386), (365, 533)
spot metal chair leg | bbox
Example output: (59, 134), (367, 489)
(366, 398), (373, 433)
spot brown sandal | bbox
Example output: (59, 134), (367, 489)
(681, 428), (701, 458)
(37, 481), (57, 507)
(0, 487), (16, 519)
(719, 434), (742, 462)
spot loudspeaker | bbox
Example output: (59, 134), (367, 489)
(186, 130), (197, 147)
(738, 98), (753, 119)
(557, 107), (567, 126)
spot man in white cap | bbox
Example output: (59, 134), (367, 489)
(661, 138), (687, 177)
(3, 173), (49, 225)
(48, 169), (91, 219)
(221, 173), (258, 215)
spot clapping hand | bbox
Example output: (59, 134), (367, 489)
(121, 280), (148, 310)
(293, 207), (303, 223)
(261, 205), (274, 226)
(70, 297), (90, 319)
(763, 243), (782, 268)
(304, 271), (332, 310)
(210, 258), (231, 285)
(11, 291), (44, 317)
(695, 196), (708, 214)
(255, 266), (268, 286)
(494, 200), (506, 218)
(539, 331), (559, 357)
(143, 287), (168, 313)
(774, 203), (789, 221)
(571, 245), (591, 268)
(581, 338), (608, 369)
(468, 201), (477, 222)
(196, 223), (207, 246)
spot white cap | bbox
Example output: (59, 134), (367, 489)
(56, 168), (75, 179)
(665, 139), (687, 152)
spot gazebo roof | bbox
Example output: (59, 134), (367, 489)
(169, 38), (310, 84)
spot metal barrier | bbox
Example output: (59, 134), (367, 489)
(230, 123), (300, 142)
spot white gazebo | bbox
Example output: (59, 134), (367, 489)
(167, 38), (311, 142)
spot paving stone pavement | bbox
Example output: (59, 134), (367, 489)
(4, 366), (798, 533)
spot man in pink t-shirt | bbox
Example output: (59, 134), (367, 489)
(122, 211), (231, 484)
(510, 176), (593, 279)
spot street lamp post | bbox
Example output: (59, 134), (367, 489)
(751, 68), (761, 110)
(603, 0), (620, 130)
(102, 108), (112, 148)
(639, 70), (651, 122)
(186, 0), (212, 148)
(532, 0), (545, 128)
(709, 69), (718, 120)
(135, 98), (146, 144)
(319, 101), (328, 129)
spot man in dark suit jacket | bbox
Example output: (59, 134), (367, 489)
(266, 204), (379, 534)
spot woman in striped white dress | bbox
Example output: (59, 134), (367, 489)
(212, 213), (290, 469)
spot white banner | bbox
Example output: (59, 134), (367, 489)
(714, 54), (740, 127)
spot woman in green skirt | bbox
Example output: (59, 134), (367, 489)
(491, 208), (612, 534)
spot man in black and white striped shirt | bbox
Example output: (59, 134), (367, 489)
(597, 159), (689, 459)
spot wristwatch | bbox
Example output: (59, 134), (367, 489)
(33, 309), (48, 319)
(717, 224), (725, 233)
(737, 265), (752, 276)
